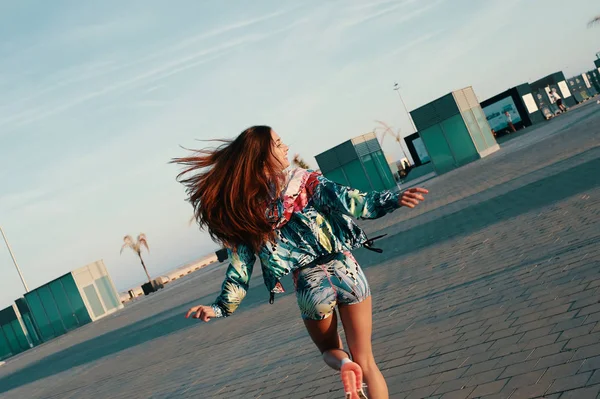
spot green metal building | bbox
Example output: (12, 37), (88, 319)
(587, 69), (600, 93)
(0, 302), (38, 360)
(567, 75), (597, 103)
(480, 83), (545, 137)
(409, 87), (499, 175)
(23, 260), (123, 343)
(315, 132), (397, 192)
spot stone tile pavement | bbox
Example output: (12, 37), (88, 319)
(0, 103), (598, 398)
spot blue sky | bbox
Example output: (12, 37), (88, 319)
(0, 0), (598, 308)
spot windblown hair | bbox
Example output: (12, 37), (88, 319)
(172, 126), (284, 252)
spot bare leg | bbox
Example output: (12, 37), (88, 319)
(303, 310), (350, 370)
(339, 297), (389, 399)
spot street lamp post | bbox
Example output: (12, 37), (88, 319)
(393, 82), (418, 133)
(0, 226), (29, 293)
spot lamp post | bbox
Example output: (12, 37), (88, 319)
(0, 226), (29, 292)
(393, 82), (417, 133)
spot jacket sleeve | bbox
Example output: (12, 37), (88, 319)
(313, 174), (401, 220)
(210, 244), (256, 318)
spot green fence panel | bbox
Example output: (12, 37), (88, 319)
(420, 124), (456, 174)
(372, 150), (397, 190)
(36, 285), (66, 337)
(361, 154), (385, 191)
(25, 292), (55, 341)
(0, 330), (13, 359)
(61, 274), (92, 325)
(49, 279), (79, 331)
(323, 168), (349, 187)
(342, 160), (371, 192)
(441, 114), (479, 167)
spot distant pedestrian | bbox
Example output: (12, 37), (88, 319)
(505, 111), (516, 133)
(549, 88), (567, 113)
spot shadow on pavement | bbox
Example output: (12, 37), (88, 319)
(354, 156), (599, 269)
(0, 275), (273, 395)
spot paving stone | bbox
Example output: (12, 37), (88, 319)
(529, 342), (568, 360)
(587, 370), (600, 386)
(434, 378), (472, 395)
(570, 296), (600, 311)
(435, 358), (471, 374)
(466, 369), (505, 387)
(551, 316), (587, 339)
(579, 355), (600, 373)
(477, 392), (513, 399)
(493, 343), (529, 358)
(535, 352), (576, 370)
(501, 370), (546, 391)
(578, 304), (600, 317)
(545, 372), (592, 395)
(544, 361), (585, 379)
(463, 360), (501, 377)
(468, 380), (509, 398)
(494, 351), (535, 368)
(405, 384), (440, 399)
(557, 324), (596, 341)
(509, 379), (553, 399)
(519, 326), (555, 342)
(499, 360), (539, 379)
(523, 333), (560, 350)
(563, 332), (600, 350)
(433, 367), (471, 384)
(572, 343), (600, 361)
(558, 384), (600, 399)
(441, 386), (476, 399)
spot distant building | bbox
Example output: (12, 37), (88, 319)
(530, 71), (576, 118)
(567, 74), (597, 103)
(587, 69), (600, 93)
(120, 253), (220, 303)
(0, 260), (122, 360)
(404, 132), (431, 167)
(480, 83), (545, 136)
(315, 132), (397, 192)
(410, 87), (498, 175)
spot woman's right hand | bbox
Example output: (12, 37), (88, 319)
(185, 305), (216, 322)
(399, 187), (429, 208)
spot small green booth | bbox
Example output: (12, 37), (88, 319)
(24, 260), (123, 343)
(410, 87), (499, 175)
(315, 132), (397, 192)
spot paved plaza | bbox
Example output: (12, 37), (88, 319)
(0, 102), (599, 398)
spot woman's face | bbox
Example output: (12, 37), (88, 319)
(270, 130), (290, 171)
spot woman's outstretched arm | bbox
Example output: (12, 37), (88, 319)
(313, 174), (428, 219)
(186, 244), (256, 321)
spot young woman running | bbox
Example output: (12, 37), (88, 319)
(174, 126), (428, 399)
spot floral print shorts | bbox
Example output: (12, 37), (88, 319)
(292, 252), (371, 320)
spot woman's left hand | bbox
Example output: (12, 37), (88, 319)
(399, 187), (429, 208)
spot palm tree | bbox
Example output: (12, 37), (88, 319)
(374, 120), (411, 164)
(292, 154), (311, 169)
(120, 234), (152, 283)
(589, 15), (600, 27)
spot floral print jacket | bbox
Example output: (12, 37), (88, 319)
(210, 168), (400, 318)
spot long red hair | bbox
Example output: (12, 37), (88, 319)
(172, 126), (284, 252)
